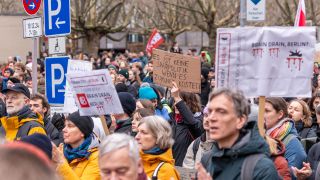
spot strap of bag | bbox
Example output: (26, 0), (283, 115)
(241, 153), (265, 180)
(152, 162), (165, 180)
(192, 138), (201, 161)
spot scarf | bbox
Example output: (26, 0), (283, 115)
(63, 134), (93, 163)
(143, 147), (167, 155)
(267, 118), (294, 141)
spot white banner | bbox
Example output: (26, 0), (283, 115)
(63, 60), (92, 113)
(215, 27), (316, 97)
(66, 69), (123, 116)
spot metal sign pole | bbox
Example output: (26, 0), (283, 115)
(240, 0), (246, 27)
(32, 37), (38, 95)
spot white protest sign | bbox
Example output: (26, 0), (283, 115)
(216, 27), (316, 97)
(49, 36), (66, 55)
(63, 60), (93, 113)
(247, 0), (266, 21)
(66, 69), (123, 116)
(23, 17), (42, 38)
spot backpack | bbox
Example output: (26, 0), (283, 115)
(152, 162), (165, 180)
(0, 120), (44, 140)
(192, 137), (201, 161)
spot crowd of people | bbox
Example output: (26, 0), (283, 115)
(0, 45), (320, 180)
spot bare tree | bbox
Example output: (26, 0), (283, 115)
(71, 0), (135, 56)
(0, 0), (24, 15)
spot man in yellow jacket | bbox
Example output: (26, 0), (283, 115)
(0, 83), (46, 140)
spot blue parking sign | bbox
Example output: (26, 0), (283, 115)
(43, 0), (71, 36)
(45, 56), (69, 104)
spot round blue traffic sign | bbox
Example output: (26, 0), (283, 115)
(22, 0), (42, 15)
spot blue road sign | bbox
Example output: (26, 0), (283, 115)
(43, 0), (71, 36)
(45, 56), (69, 104)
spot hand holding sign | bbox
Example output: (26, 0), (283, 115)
(171, 81), (182, 103)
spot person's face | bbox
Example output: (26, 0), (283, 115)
(117, 74), (126, 83)
(99, 147), (143, 180)
(136, 101), (144, 110)
(132, 112), (142, 132)
(63, 120), (84, 147)
(313, 97), (320, 110)
(264, 102), (284, 130)
(3, 70), (11, 78)
(208, 71), (214, 79)
(203, 113), (210, 131)
(135, 123), (157, 151)
(109, 68), (116, 75)
(8, 63), (14, 69)
(147, 63), (153, 72)
(288, 101), (304, 122)
(207, 94), (246, 146)
(14, 67), (22, 74)
(5, 91), (29, 116)
(30, 99), (47, 117)
(128, 71), (135, 81)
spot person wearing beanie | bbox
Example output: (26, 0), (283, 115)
(114, 92), (136, 135)
(108, 64), (118, 75)
(117, 69), (138, 98)
(20, 133), (53, 159)
(51, 111), (100, 180)
(200, 67), (211, 106)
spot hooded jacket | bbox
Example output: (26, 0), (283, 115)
(0, 106), (46, 141)
(140, 148), (180, 180)
(201, 122), (278, 180)
(57, 135), (100, 180)
(271, 139), (291, 180)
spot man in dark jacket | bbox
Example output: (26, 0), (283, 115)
(30, 94), (63, 146)
(200, 67), (210, 107)
(117, 69), (138, 98)
(199, 88), (278, 179)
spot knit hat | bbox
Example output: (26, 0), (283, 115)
(108, 65), (118, 72)
(67, 111), (94, 138)
(118, 69), (129, 79)
(20, 133), (53, 159)
(201, 67), (210, 80)
(118, 92), (136, 116)
(139, 86), (158, 100)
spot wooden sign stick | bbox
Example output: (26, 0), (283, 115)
(99, 115), (110, 135)
(258, 96), (266, 137)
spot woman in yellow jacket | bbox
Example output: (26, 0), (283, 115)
(135, 115), (180, 180)
(52, 111), (100, 180)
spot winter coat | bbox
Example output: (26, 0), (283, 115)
(306, 142), (320, 180)
(114, 118), (132, 135)
(183, 133), (214, 169)
(200, 121), (279, 180)
(271, 139), (291, 180)
(200, 81), (210, 106)
(295, 121), (317, 139)
(43, 115), (63, 146)
(57, 136), (100, 180)
(140, 148), (180, 180)
(0, 106), (46, 141)
(172, 100), (204, 166)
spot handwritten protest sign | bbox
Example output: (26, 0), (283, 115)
(216, 27), (316, 97)
(64, 60), (92, 113)
(153, 49), (201, 93)
(66, 69), (123, 116)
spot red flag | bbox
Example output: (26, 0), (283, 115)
(146, 29), (164, 54)
(294, 0), (306, 26)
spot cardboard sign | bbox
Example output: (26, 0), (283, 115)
(215, 27), (316, 97)
(66, 69), (123, 116)
(152, 49), (201, 93)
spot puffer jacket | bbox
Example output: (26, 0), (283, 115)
(0, 106), (46, 141)
(172, 100), (204, 166)
(201, 121), (279, 180)
(57, 135), (100, 180)
(140, 148), (180, 180)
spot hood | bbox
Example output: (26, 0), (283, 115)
(211, 121), (270, 159)
(140, 148), (175, 166)
(272, 138), (286, 156)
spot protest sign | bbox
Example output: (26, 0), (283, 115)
(216, 26), (316, 97)
(153, 49), (201, 93)
(66, 69), (123, 116)
(63, 60), (92, 113)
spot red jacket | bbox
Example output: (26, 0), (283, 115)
(272, 139), (291, 180)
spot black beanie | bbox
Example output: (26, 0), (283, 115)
(67, 111), (94, 138)
(201, 67), (210, 80)
(118, 92), (136, 116)
(20, 133), (53, 159)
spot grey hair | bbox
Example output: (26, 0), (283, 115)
(99, 133), (140, 164)
(209, 88), (250, 118)
(138, 116), (174, 150)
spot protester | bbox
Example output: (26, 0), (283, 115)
(132, 62), (145, 83)
(199, 88), (278, 179)
(171, 81), (204, 166)
(99, 133), (147, 180)
(0, 83), (46, 140)
(117, 69), (138, 97)
(131, 108), (154, 136)
(142, 61), (153, 83)
(52, 111), (100, 179)
(136, 99), (154, 110)
(200, 67), (210, 107)
(114, 92), (136, 134)
(265, 97), (307, 174)
(136, 116), (180, 180)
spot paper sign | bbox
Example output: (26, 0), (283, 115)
(247, 0), (266, 21)
(23, 17), (42, 38)
(152, 49), (201, 93)
(63, 60), (92, 113)
(215, 27), (316, 97)
(66, 69), (123, 116)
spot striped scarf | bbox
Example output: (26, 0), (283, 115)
(267, 118), (294, 141)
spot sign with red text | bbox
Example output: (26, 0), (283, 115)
(216, 27), (316, 97)
(66, 69), (123, 116)
(152, 49), (201, 93)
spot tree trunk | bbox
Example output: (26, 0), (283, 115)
(82, 30), (101, 57)
(207, 29), (216, 66)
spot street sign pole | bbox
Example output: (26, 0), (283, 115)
(240, 0), (246, 27)
(32, 37), (38, 95)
